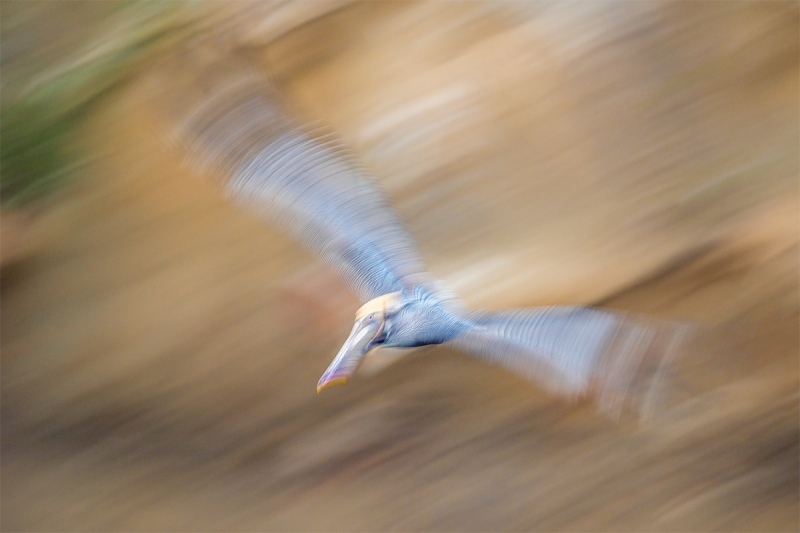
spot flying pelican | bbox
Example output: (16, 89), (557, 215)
(157, 51), (688, 416)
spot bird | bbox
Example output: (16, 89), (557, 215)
(155, 49), (690, 417)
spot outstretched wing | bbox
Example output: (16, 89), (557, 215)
(153, 49), (427, 302)
(449, 307), (691, 417)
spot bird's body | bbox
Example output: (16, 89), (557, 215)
(380, 288), (470, 348)
(156, 48), (689, 417)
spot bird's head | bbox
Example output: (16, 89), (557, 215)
(316, 291), (405, 393)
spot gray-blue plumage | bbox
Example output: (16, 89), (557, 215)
(381, 288), (471, 348)
(159, 50), (687, 413)
(449, 307), (687, 414)
(229, 130), (425, 300)
(159, 52), (425, 302)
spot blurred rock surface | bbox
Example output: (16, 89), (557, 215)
(2, 2), (798, 531)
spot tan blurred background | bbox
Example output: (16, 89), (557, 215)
(1, 1), (798, 531)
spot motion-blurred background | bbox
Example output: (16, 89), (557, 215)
(1, 2), (798, 531)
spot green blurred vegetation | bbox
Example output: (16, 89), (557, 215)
(1, 99), (76, 207)
(0, 1), (196, 207)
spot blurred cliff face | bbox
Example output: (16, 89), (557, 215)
(2, 2), (798, 531)
(255, 2), (798, 306)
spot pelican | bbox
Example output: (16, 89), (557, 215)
(158, 51), (688, 416)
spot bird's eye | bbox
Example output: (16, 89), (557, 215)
(368, 314), (374, 321)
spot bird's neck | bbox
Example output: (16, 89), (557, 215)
(356, 292), (403, 320)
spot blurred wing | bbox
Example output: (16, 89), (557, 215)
(153, 50), (427, 302)
(449, 307), (690, 417)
